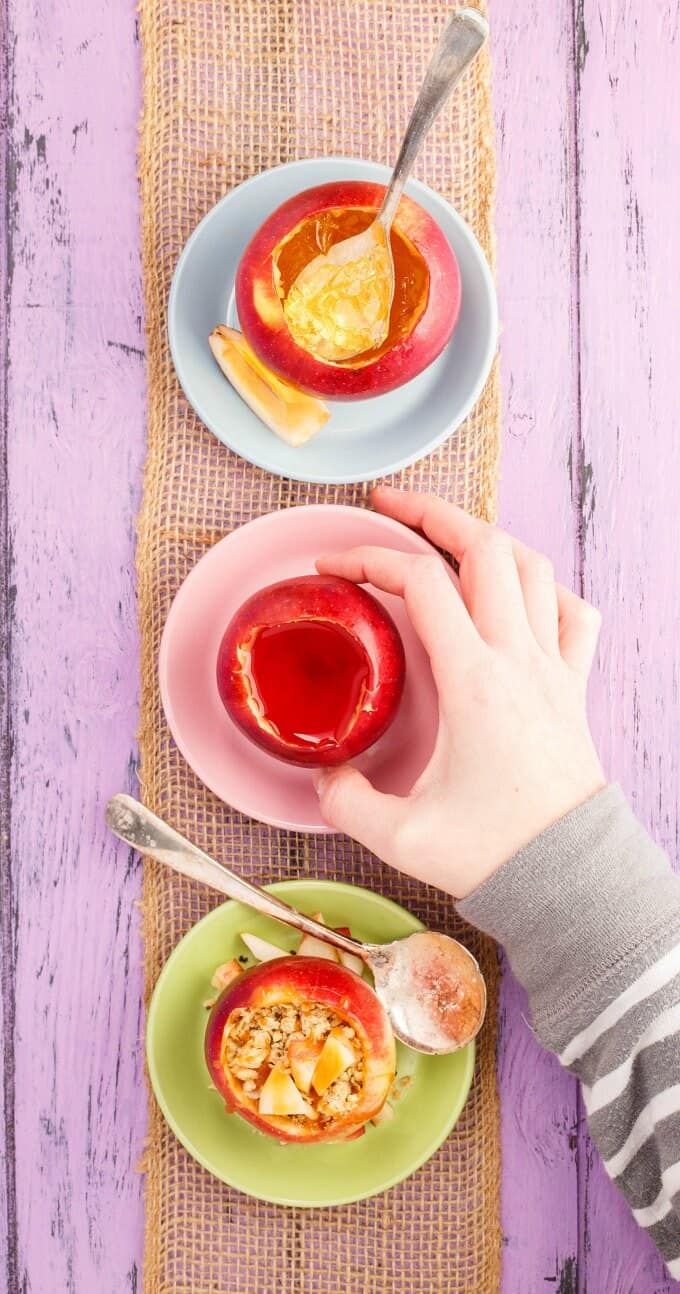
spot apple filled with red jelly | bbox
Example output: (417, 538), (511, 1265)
(216, 574), (405, 766)
(205, 955), (396, 1143)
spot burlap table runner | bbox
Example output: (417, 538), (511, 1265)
(137, 2), (502, 1290)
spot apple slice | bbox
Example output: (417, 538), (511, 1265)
(240, 932), (287, 963)
(312, 1027), (358, 1095)
(287, 1037), (324, 1095)
(370, 1101), (394, 1127)
(258, 1065), (314, 1118)
(210, 958), (243, 990)
(333, 928), (366, 978)
(297, 933), (340, 962)
(338, 949), (365, 977)
(208, 325), (330, 447)
(311, 914), (364, 977)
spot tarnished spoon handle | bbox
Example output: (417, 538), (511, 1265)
(380, 7), (488, 230)
(106, 793), (365, 958)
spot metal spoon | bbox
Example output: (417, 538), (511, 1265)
(284, 7), (489, 362)
(107, 793), (486, 1055)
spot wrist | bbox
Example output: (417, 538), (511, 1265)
(453, 772), (607, 901)
(457, 784), (680, 1052)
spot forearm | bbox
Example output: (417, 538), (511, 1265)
(458, 785), (680, 1273)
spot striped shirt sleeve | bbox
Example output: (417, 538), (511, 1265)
(458, 784), (680, 1276)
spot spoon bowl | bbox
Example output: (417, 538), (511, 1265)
(368, 930), (486, 1053)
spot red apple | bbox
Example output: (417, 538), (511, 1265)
(235, 180), (461, 399)
(216, 573), (405, 767)
(205, 955), (396, 1143)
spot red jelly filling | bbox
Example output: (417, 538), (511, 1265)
(245, 619), (371, 750)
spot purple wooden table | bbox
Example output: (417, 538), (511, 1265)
(1, 2), (679, 1290)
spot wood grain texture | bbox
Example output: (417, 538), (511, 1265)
(1, 0), (679, 1291)
(491, 2), (581, 1289)
(1, 0), (147, 1290)
(577, 3), (680, 1291)
(1, 0), (16, 1286)
(498, 1), (680, 1291)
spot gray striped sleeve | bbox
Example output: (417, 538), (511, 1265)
(458, 784), (680, 1276)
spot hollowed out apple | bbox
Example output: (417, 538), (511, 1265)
(216, 574), (405, 767)
(235, 180), (461, 399)
(205, 955), (396, 1143)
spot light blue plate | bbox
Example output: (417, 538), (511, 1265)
(168, 157), (498, 485)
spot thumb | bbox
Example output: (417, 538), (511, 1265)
(313, 765), (404, 859)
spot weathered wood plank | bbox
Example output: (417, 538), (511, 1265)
(1, 0), (16, 1283)
(492, 1), (582, 1287)
(577, 2), (680, 1290)
(4, 0), (147, 1289)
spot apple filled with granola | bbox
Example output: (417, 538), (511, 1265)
(205, 953), (396, 1144)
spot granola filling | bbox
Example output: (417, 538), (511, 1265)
(221, 999), (365, 1125)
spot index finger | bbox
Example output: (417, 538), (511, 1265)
(375, 488), (569, 652)
(315, 545), (480, 680)
(371, 486), (481, 559)
(372, 489), (531, 647)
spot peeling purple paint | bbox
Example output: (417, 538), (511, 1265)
(1, 0), (679, 1291)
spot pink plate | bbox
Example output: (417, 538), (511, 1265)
(159, 505), (440, 832)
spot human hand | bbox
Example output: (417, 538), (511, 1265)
(313, 487), (605, 900)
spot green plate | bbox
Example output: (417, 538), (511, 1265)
(146, 879), (475, 1207)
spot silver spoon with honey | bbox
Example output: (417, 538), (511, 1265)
(107, 794), (486, 1054)
(283, 8), (489, 363)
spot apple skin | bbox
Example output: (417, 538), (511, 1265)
(205, 955), (396, 1144)
(216, 573), (405, 767)
(235, 180), (461, 399)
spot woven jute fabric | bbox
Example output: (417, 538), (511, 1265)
(137, 2), (502, 1290)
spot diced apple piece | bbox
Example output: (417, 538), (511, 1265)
(297, 933), (340, 962)
(336, 936), (367, 973)
(240, 932), (287, 963)
(336, 925), (366, 978)
(287, 1038), (324, 1095)
(311, 916), (365, 977)
(312, 1028), (358, 1095)
(258, 1065), (314, 1118)
(210, 958), (243, 990)
(208, 325), (330, 447)
(370, 1102), (394, 1127)
(337, 948), (365, 977)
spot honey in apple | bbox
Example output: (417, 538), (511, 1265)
(273, 207), (430, 365)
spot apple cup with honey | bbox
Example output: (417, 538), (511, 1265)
(216, 573), (405, 767)
(235, 180), (461, 399)
(205, 955), (397, 1144)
